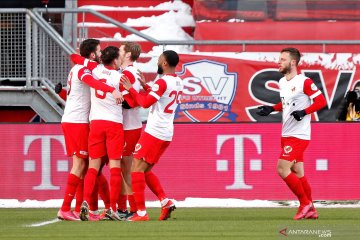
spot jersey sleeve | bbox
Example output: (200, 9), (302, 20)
(304, 93), (327, 114)
(118, 73), (138, 108)
(70, 54), (98, 71)
(303, 78), (327, 114)
(128, 88), (158, 108)
(148, 79), (167, 100)
(78, 67), (115, 93)
(122, 70), (136, 84)
(303, 78), (322, 99)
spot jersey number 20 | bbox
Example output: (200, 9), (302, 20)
(164, 90), (182, 113)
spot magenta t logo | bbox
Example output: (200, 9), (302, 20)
(23, 135), (66, 190)
(216, 134), (262, 190)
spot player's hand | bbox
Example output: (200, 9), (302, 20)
(120, 75), (132, 90)
(256, 106), (274, 116)
(111, 89), (123, 104)
(290, 110), (306, 121)
(137, 70), (147, 88)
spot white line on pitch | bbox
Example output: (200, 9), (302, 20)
(25, 218), (61, 227)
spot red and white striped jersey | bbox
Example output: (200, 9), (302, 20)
(145, 74), (183, 141)
(62, 65), (91, 123)
(279, 74), (322, 140)
(90, 64), (123, 123)
(120, 65), (142, 130)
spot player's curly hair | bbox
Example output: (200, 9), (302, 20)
(101, 46), (119, 65)
(281, 47), (301, 65)
(79, 39), (100, 58)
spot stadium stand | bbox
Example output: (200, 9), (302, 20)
(77, 0), (194, 52)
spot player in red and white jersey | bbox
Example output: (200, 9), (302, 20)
(257, 48), (326, 220)
(80, 46), (136, 221)
(58, 39), (123, 221)
(121, 50), (183, 221)
(116, 42), (143, 218)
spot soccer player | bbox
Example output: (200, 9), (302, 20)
(80, 46), (136, 221)
(121, 50), (183, 221)
(58, 39), (123, 221)
(256, 47), (326, 220)
(116, 42), (142, 219)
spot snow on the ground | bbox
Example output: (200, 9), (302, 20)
(1, 198), (359, 208)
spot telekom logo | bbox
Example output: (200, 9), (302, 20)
(216, 134), (262, 190)
(23, 135), (67, 190)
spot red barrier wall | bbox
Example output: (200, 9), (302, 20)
(0, 123), (359, 201)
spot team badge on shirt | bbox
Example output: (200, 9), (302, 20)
(284, 145), (293, 154)
(177, 60), (238, 122)
(135, 143), (142, 152)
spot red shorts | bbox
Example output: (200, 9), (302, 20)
(279, 137), (309, 162)
(133, 132), (171, 165)
(62, 122), (89, 159)
(123, 128), (142, 157)
(88, 120), (124, 160)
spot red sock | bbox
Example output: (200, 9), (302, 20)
(283, 173), (310, 206)
(61, 174), (81, 211)
(89, 179), (99, 212)
(132, 172), (146, 211)
(83, 168), (98, 204)
(117, 194), (127, 211)
(300, 176), (313, 202)
(74, 179), (84, 212)
(98, 174), (110, 209)
(110, 168), (122, 212)
(128, 194), (137, 213)
(145, 171), (166, 201)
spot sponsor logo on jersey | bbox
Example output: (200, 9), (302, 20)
(177, 60), (238, 122)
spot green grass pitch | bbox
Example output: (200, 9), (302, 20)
(0, 208), (359, 240)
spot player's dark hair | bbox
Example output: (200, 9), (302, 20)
(79, 39), (100, 58)
(101, 46), (120, 65)
(163, 50), (179, 67)
(281, 47), (301, 65)
(122, 42), (141, 62)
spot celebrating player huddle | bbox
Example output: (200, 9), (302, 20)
(58, 39), (183, 222)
